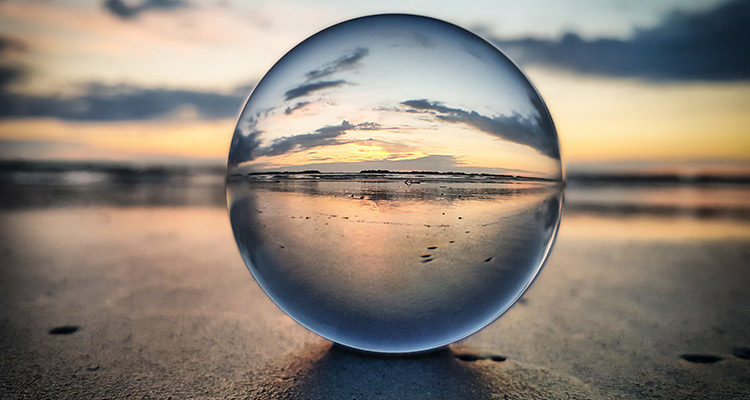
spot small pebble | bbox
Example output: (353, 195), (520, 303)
(49, 326), (79, 335)
(680, 354), (724, 364)
(454, 353), (506, 362)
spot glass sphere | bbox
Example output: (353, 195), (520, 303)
(227, 14), (563, 353)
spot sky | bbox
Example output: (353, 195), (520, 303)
(0, 0), (748, 172)
(227, 15), (561, 178)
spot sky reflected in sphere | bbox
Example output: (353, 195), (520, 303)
(227, 14), (563, 353)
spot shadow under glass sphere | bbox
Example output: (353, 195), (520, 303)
(227, 14), (563, 353)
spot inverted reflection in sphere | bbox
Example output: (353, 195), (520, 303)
(227, 14), (563, 353)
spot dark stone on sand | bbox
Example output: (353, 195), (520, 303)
(449, 240), (455, 243)
(455, 353), (506, 362)
(427, 246), (437, 250)
(49, 326), (79, 335)
(484, 257), (493, 262)
(731, 347), (750, 360)
(85, 366), (100, 372)
(280, 245), (285, 249)
(422, 259), (433, 263)
(455, 353), (482, 361)
(680, 354), (724, 364)
(458, 216), (462, 219)
(421, 254), (431, 258)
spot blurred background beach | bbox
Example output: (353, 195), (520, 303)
(1, 1), (749, 398)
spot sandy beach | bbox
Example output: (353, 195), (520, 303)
(1, 177), (749, 399)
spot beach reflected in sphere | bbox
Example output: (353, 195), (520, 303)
(227, 14), (563, 353)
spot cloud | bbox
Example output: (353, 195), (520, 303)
(278, 48), (368, 104)
(0, 65), (24, 90)
(256, 120), (380, 158)
(228, 128), (262, 165)
(0, 82), (246, 121)
(103, 0), (190, 19)
(493, 0), (750, 80)
(229, 120), (384, 165)
(284, 101), (309, 115)
(400, 99), (559, 159)
(0, 33), (250, 123)
(0, 35), (27, 90)
(0, 36), (26, 54)
(305, 47), (369, 81)
(284, 80), (346, 101)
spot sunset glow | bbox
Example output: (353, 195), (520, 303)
(0, 0), (747, 171)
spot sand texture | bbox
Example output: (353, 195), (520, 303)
(1, 182), (749, 399)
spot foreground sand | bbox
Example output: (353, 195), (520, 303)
(1, 183), (749, 399)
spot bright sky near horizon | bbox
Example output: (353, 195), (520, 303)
(0, 0), (748, 170)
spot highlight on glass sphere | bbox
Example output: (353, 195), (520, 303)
(227, 14), (563, 353)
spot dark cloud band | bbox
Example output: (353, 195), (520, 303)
(229, 120), (381, 164)
(494, 0), (750, 80)
(284, 80), (346, 101)
(0, 83), (246, 121)
(103, 0), (190, 19)
(401, 99), (559, 159)
(305, 47), (369, 81)
(257, 120), (379, 157)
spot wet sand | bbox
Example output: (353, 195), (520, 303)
(1, 180), (749, 399)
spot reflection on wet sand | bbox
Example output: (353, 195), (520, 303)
(563, 183), (750, 239)
(228, 174), (562, 352)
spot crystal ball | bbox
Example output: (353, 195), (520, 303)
(227, 14), (563, 353)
